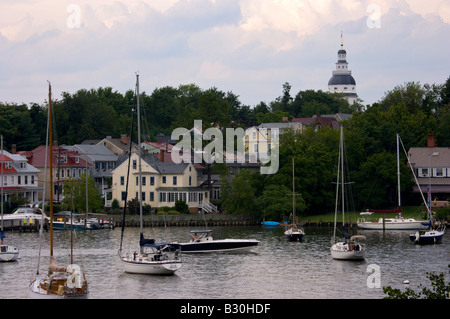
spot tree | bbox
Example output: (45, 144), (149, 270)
(220, 170), (256, 216)
(62, 174), (103, 214)
(383, 266), (450, 299)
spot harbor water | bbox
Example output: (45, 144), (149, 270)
(0, 225), (448, 299)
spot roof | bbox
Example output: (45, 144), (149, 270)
(69, 144), (118, 162)
(408, 147), (450, 167)
(328, 74), (356, 86)
(17, 145), (91, 168)
(1, 149), (40, 173)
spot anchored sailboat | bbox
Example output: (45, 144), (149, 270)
(284, 158), (305, 242)
(118, 74), (181, 275)
(357, 134), (428, 230)
(29, 82), (89, 298)
(331, 126), (366, 260)
(1, 135), (19, 262)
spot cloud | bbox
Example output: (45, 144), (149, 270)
(0, 0), (448, 107)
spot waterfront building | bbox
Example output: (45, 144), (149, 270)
(17, 144), (91, 202)
(408, 134), (450, 207)
(1, 149), (41, 206)
(111, 151), (211, 213)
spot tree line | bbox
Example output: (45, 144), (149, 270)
(1, 77), (449, 219)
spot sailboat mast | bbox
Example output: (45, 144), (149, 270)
(292, 157), (295, 223)
(136, 74), (143, 239)
(48, 83), (54, 257)
(340, 126), (345, 226)
(397, 134), (401, 210)
(333, 129), (341, 242)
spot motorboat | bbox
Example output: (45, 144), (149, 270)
(53, 212), (99, 230)
(179, 230), (260, 253)
(1, 207), (49, 230)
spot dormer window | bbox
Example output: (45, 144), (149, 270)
(58, 156), (67, 163)
(75, 156), (79, 163)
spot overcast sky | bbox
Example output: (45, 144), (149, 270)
(1, 0), (449, 108)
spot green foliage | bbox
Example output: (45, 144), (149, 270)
(383, 266), (450, 299)
(175, 200), (189, 214)
(220, 169), (257, 216)
(62, 173), (103, 214)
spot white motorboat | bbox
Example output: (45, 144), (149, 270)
(330, 127), (366, 261)
(179, 230), (260, 253)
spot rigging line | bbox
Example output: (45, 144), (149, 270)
(119, 106), (135, 253)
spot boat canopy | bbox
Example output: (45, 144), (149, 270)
(139, 233), (155, 246)
(189, 230), (212, 234)
(367, 206), (402, 214)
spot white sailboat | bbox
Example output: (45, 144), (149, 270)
(118, 74), (181, 275)
(357, 134), (428, 230)
(0, 134), (19, 262)
(331, 126), (366, 261)
(29, 82), (89, 298)
(284, 158), (305, 242)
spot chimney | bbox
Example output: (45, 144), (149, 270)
(160, 149), (165, 162)
(12, 144), (16, 154)
(427, 134), (436, 147)
(120, 134), (129, 145)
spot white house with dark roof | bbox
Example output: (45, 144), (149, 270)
(1, 149), (41, 205)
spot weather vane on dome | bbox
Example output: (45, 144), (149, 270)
(340, 31), (343, 47)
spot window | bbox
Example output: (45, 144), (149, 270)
(189, 176), (192, 186)
(162, 176), (166, 184)
(435, 168), (443, 177)
(121, 192), (127, 201)
(173, 176), (177, 185)
(150, 192), (154, 202)
(132, 160), (137, 169)
(150, 176), (155, 186)
(141, 192), (145, 201)
(120, 176), (124, 186)
(159, 192), (166, 202)
(25, 176), (28, 185)
(142, 176), (146, 186)
(18, 176), (21, 185)
(31, 175), (35, 184)
(136, 176), (139, 186)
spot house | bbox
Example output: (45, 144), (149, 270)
(67, 144), (118, 201)
(408, 135), (450, 206)
(96, 135), (137, 155)
(111, 151), (211, 213)
(1, 149), (41, 206)
(17, 143), (91, 202)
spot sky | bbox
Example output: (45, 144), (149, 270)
(0, 0), (449, 108)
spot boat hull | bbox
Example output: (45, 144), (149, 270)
(180, 239), (259, 253)
(29, 276), (89, 299)
(409, 230), (444, 245)
(357, 219), (428, 230)
(121, 257), (181, 275)
(331, 243), (365, 260)
(0, 245), (19, 262)
(53, 222), (95, 230)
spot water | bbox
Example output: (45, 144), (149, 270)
(0, 225), (448, 299)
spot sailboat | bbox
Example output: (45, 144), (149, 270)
(408, 153), (446, 244)
(284, 158), (305, 242)
(118, 74), (181, 275)
(331, 126), (366, 260)
(29, 82), (88, 298)
(0, 135), (19, 262)
(357, 134), (428, 230)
